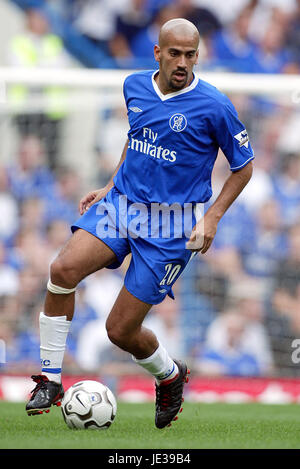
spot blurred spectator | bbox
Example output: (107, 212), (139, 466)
(66, 284), (99, 358)
(272, 222), (300, 330)
(110, 0), (221, 68)
(208, 2), (299, 73)
(272, 153), (300, 227)
(178, 0), (221, 39)
(196, 311), (262, 376)
(7, 9), (72, 168)
(179, 257), (219, 357)
(247, 2), (292, 42)
(0, 241), (19, 297)
(0, 318), (32, 372)
(75, 317), (113, 372)
(229, 280), (274, 373)
(0, 293), (40, 372)
(276, 111), (300, 156)
(75, 279), (134, 376)
(237, 166), (275, 213)
(7, 135), (55, 202)
(193, 0), (252, 26)
(13, 228), (52, 278)
(0, 295), (20, 324)
(266, 222), (300, 375)
(208, 4), (257, 72)
(246, 100), (291, 172)
(144, 296), (184, 359)
(43, 166), (81, 224)
(19, 196), (45, 233)
(285, 0), (300, 64)
(195, 279), (274, 376)
(83, 270), (124, 319)
(115, 0), (152, 45)
(95, 106), (129, 187)
(130, 3), (184, 68)
(240, 199), (288, 280)
(110, 0), (153, 67)
(0, 166), (19, 244)
(72, 0), (128, 58)
(250, 18), (299, 74)
(46, 219), (71, 259)
(0, 301), (75, 374)
(211, 200), (256, 253)
(206, 154), (256, 282)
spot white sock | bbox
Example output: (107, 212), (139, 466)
(132, 342), (179, 384)
(39, 312), (71, 384)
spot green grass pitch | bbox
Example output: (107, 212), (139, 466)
(1, 401), (300, 449)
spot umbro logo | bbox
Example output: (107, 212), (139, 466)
(129, 106), (143, 113)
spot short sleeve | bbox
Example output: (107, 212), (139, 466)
(123, 76), (129, 109)
(213, 97), (254, 171)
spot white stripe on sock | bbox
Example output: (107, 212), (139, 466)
(132, 342), (178, 382)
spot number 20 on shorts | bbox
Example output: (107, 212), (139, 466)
(159, 263), (181, 286)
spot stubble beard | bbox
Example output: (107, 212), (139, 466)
(168, 76), (188, 91)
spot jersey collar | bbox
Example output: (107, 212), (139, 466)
(151, 70), (198, 101)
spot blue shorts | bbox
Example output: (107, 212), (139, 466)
(71, 186), (198, 305)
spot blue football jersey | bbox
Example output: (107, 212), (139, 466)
(114, 70), (254, 205)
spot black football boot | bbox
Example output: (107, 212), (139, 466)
(155, 360), (190, 429)
(26, 375), (64, 416)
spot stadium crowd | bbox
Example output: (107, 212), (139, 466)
(6, 0), (300, 72)
(0, 0), (300, 379)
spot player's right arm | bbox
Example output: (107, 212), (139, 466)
(79, 139), (129, 215)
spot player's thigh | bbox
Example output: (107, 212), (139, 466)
(51, 228), (118, 285)
(106, 286), (152, 338)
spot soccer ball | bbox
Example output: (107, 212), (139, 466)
(61, 380), (117, 430)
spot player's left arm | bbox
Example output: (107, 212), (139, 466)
(187, 161), (253, 254)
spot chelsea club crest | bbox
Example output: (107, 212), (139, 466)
(169, 113), (187, 132)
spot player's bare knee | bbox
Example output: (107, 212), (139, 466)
(106, 322), (131, 349)
(50, 257), (79, 289)
(106, 323), (122, 347)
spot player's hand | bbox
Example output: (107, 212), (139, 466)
(79, 184), (112, 215)
(186, 213), (218, 254)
